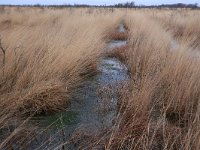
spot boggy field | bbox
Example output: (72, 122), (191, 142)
(0, 6), (200, 150)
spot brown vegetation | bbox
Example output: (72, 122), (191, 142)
(103, 11), (200, 150)
(1, 6), (200, 150)
(0, 7), (122, 115)
(0, 7), (123, 149)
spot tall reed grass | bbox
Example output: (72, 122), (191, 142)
(103, 11), (200, 150)
(0, 7), (123, 149)
(1, 6), (200, 149)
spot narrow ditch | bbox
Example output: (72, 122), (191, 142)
(30, 23), (129, 149)
(170, 39), (200, 59)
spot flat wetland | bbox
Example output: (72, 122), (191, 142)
(0, 6), (200, 150)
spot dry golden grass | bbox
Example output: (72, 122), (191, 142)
(0, 7), (122, 115)
(148, 9), (200, 49)
(103, 11), (200, 150)
(1, 6), (200, 150)
(0, 7), (124, 149)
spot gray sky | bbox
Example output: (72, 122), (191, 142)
(0, 0), (199, 6)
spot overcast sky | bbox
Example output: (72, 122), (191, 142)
(0, 0), (199, 6)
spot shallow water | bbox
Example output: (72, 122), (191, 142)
(170, 39), (200, 59)
(31, 24), (129, 149)
(171, 40), (179, 50)
(118, 23), (126, 32)
(107, 40), (127, 50)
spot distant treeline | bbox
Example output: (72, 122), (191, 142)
(133, 3), (199, 9)
(0, 2), (199, 9)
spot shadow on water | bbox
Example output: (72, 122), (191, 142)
(31, 24), (129, 149)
